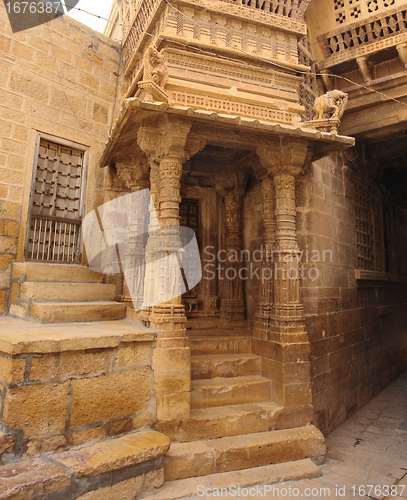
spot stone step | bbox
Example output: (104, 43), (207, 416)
(142, 458), (322, 500)
(28, 301), (126, 323)
(0, 431), (170, 500)
(20, 282), (116, 302)
(191, 353), (261, 380)
(190, 375), (271, 408)
(156, 402), (314, 443)
(13, 262), (104, 283)
(164, 426), (326, 481)
(189, 335), (251, 355)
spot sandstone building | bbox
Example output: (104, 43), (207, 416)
(0, 0), (406, 497)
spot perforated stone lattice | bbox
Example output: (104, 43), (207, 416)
(334, 0), (398, 24)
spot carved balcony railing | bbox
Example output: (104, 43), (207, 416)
(210, 0), (310, 20)
(121, 0), (311, 63)
(317, 4), (407, 68)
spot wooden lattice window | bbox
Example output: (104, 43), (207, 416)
(354, 171), (384, 271)
(25, 135), (89, 263)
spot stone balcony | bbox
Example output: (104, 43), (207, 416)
(114, 0), (317, 130)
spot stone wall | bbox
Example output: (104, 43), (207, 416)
(0, 323), (155, 462)
(0, 3), (122, 315)
(297, 154), (407, 434)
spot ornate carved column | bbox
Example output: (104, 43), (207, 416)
(216, 172), (248, 320)
(137, 115), (196, 422)
(253, 174), (276, 338)
(116, 159), (150, 309)
(255, 139), (313, 409)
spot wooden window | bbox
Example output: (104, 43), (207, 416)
(25, 134), (89, 263)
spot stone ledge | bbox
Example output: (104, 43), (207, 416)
(0, 457), (71, 500)
(53, 431), (170, 478)
(142, 458), (322, 500)
(0, 431), (170, 500)
(0, 318), (155, 355)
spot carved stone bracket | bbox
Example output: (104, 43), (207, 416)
(137, 46), (169, 103)
(302, 90), (349, 134)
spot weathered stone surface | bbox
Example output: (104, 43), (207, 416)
(70, 368), (150, 426)
(12, 263), (104, 283)
(30, 301), (126, 323)
(0, 355), (25, 384)
(53, 431), (170, 478)
(191, 375), (271, 408)
(152, 348), (190, 372)
(191, 353), (261, 380)
(132, 412), (153, 430)
(77, 476), (143, 500)
(0, 458), (71, 499)
(71, 426), (105, 446)
(20, 282), (116, 302)
(144, 469), (165, 492)
(2, 383), (69, 435)
(153, 370), (190, 394)
(164, 440), (214, 481)
(30, 350), (112, 380)
(0, 319), (154, 355)
(156, 403), (275, 442)
(189, 336), (251, 356)
(156, 392), (190, 421)
(115, 342), (151, 368)
(164, 426), (325, 479)
(0, 433), (16, 455)
(212, 426), (326, 473)
(141, 459), (321, 500)
(40, 434), (68, 453)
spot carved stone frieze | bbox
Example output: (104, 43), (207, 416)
(176, 0), (307, 35)
(168, 91), (296, 125)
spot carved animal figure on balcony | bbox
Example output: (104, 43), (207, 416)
(143, 46), (169, 90)
(313, 90), (348, 121)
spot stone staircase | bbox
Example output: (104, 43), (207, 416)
(158, 321), (325, 483)
(9, 262), (126, 322)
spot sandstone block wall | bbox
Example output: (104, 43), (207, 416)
(297, 154), (407, 434)
(0, 337), (155, 462)
(0, 3), (122, 314)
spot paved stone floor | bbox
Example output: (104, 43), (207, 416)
(175, 370), (407, 500)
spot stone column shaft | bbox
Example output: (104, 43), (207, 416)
(255, 139), (312, 409)
(218, 172), (248, 320)
(137, 117), (192, 423)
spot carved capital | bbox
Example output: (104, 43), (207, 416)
(257, 139), (309, 178)
(214, 171), (249, 197)
(116, 159), (150, 191)
(137, 117), (192, 164)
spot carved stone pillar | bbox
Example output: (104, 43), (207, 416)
(253, 174), (276, 338)
(217, 172), (248, 320)
(255, 139), (313, 409)
(116, 160), (150, 309)
(137, 116), (194, 422)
